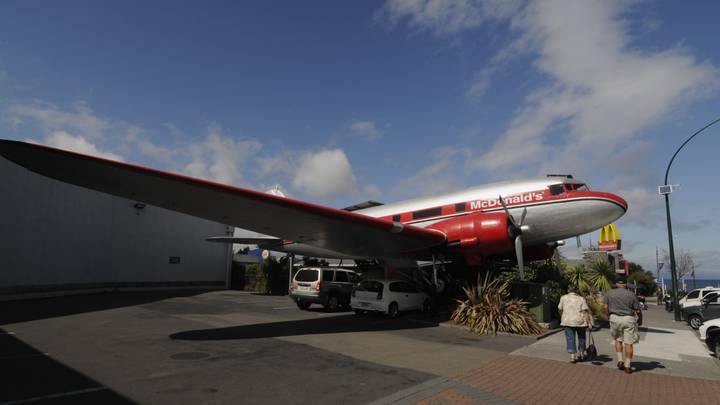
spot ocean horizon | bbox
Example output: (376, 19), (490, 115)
(660, 279), (720, 289)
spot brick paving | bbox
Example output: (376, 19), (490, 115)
(452, 355), (720, 405)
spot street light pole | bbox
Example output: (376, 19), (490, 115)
(662, 117), (720, 321)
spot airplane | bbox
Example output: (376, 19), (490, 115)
(0, 139), (627, 280)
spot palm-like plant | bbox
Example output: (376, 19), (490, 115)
(451, 275), (545, 336)
(565, 264), (591, 291)
(589, 259), (616, 291)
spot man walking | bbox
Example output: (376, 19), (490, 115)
(603, 279), (642, 374)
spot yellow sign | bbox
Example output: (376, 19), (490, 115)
(599, 224), (621, 251)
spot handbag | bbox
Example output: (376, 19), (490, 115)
(586, 330), (598, 360)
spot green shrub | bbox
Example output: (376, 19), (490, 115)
(245, 263), (267, 293)
(452, 275), (545, 336)
(586, 295), (607, 322)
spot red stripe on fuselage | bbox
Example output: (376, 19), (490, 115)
(379, 189), (627, 225)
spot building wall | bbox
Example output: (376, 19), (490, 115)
(0, 157), (231, 295)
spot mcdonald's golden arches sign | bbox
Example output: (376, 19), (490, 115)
(598, 224), (621, 251)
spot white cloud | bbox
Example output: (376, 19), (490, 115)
(472, 0), (719, 172)
(33, 131), (124, 161)
(182, 122), (262, 186)
(350, 121), (383, 141)
(6, 101), (112, 139)
(292, 149), (357, 198)
(378, 0), (521, 36)
(394, 146), (471, 197)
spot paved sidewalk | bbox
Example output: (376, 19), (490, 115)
(370, 303), (720, 404)
(370, 355), (720, 404)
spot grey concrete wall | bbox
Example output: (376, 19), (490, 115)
(0, 157), (231, 294)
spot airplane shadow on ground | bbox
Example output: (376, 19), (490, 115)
(0, 290), (212, 325)
(170, 314), (439, 341)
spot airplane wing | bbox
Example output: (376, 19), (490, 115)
(205, 236), (283, 248)
(0, 140), (446, 258)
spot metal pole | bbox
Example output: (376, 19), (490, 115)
(288, 253), (294, 293)
(662, 116), (720, 321)
(664, 194), (681, 320)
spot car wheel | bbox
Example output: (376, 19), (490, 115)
(387, 302), (399, 319)
(422, 299), (431, 313)
(325, 294), (339, 312)
(296, 301), (311, 310)
(714, 338), (720, 359)
(688, 314), (703, 329)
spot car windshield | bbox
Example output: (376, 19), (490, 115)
(295, 269), (319, 282)
(356, 281), (384, 293)
(687, 290), (700, 299)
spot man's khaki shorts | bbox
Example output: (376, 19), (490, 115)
(609, 314), (639, 344)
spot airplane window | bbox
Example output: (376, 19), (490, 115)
(455, 202), (466, 212)
(413, 207), (441, 220)
(566, 183), (588, 191)
(549, 184), (565, 196)
(392, 215), (401, 222)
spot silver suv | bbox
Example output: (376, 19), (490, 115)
(289, 267), (360, 311)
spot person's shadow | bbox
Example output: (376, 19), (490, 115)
(632, 361), (666, 371)
(589, 354), (613, 366)
(587, 355), (665, 372)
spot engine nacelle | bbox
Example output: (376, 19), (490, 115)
(428, 212), (513, 258)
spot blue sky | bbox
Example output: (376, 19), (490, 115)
(2, 0), (720, 277)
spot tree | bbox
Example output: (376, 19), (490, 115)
(627, 262), (658, 295)
(663, 249), (695, 279)
(589, 259), (616, 291)
(565, 264), (592, 291)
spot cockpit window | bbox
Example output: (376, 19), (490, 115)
(549, 184), (565, 196)
(566, 183), (588, 192)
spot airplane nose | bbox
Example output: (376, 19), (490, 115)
(595, 191), (628, 224)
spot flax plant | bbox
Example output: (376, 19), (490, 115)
(451, 275), (545, 336)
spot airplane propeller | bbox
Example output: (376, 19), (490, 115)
(498, 195), (529, 280)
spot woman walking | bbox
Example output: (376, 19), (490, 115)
(558, 285), (593, 363)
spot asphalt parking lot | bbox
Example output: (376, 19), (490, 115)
(0, 290), (534, 404)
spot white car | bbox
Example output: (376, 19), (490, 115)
(679, 287), (720, 309)
(351, 280), (430, 318)
(699, 318), (720, 358)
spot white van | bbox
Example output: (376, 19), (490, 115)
(679, 287), (720, 309)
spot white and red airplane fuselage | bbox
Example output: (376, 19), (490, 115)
(269, 177), (627, 264)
